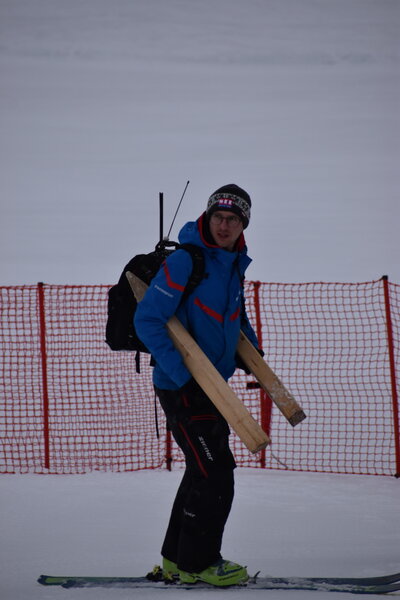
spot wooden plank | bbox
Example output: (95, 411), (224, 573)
(126, 271), (270, 454)
(237, 331), (306, 427)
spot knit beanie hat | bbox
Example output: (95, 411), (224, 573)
(206, 184), (251, 228)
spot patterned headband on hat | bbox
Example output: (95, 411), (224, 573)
(207, 192), (251, 224)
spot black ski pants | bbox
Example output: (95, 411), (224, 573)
(155, 380), (236, 573)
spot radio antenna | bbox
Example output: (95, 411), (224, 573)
(159, 192), (164, 243)
(167, 180), (190, 239)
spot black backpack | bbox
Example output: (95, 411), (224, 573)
(105, 240), (205, 369)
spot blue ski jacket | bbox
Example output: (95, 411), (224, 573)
(134, 214), (260, 390)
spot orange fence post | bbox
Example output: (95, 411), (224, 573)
(253, 281), (273, 468)
(37, 282), (50, 471)
(382, 276), (400, 477)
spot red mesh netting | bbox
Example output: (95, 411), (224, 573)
(1, 278), (399, 476)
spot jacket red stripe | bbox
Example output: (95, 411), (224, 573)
(229, 306), (241, 321)
(194, 297), (223, 323)
(163, 262), (185, 292)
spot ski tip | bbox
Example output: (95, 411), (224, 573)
(38, 575), (52, 585)
(38, 575), (69, 586)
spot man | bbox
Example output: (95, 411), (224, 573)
(134, 184), (261, 587)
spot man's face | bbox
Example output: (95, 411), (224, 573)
(209, 210), (244, 251)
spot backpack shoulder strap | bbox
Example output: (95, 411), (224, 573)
(177, 243), (206, 300)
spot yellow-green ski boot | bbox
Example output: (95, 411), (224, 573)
(179, 558), (248, 587)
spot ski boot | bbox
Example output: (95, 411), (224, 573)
(179, 558), (249, 587)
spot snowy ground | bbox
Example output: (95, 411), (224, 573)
(1, 468), (399, 600)
(0, 0), (399, 286)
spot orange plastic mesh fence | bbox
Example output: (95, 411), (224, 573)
(1, 278), (399, 476)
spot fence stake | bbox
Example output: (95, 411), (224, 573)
(253, 281), (273, 468)
(382, 276), (400, 477)
(37, 282), (50, 471)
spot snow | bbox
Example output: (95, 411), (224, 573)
(1, 468), (399, 600)
(1, 1), (399, 599)
(0, 0), (399, 286)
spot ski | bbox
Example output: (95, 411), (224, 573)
(38, 571), (400, 594)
